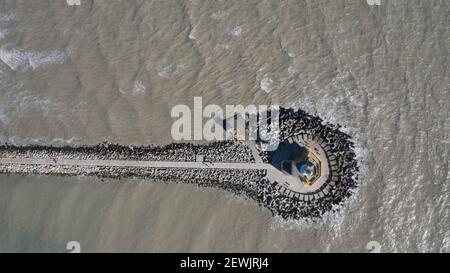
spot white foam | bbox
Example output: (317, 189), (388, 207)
(157, 58), (185, 78)
(132, 81), (146, 96)
(215, 43), (230, 50)
(229, 25), (241, 37)
(3, 136), (84, 146)
(66, 0), (81, 6)
(29, 51), (66, 69)
(51, 137), (83, 144)
(260, 77), (274, 93)
(0, 11), (16, 21)
(0, 48), (66, 71)
(211, 11), (229, 21)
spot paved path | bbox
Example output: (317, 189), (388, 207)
(0, 157), (270, 170)
(0, 156), (306, 191)
(0, 145), (326, 196)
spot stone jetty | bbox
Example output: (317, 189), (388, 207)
(0, 108), (359, 221)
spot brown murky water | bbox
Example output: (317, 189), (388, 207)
(0, 0), (449, 252)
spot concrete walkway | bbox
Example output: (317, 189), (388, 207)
(0, 143), (327, 197)
(0, 155), (306, 190)
(0, 157), (269, 170)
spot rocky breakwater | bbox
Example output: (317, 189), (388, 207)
(254, 108), (359, 220)
(0, 140), (254, 162)
(0, 107), (359, 221)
